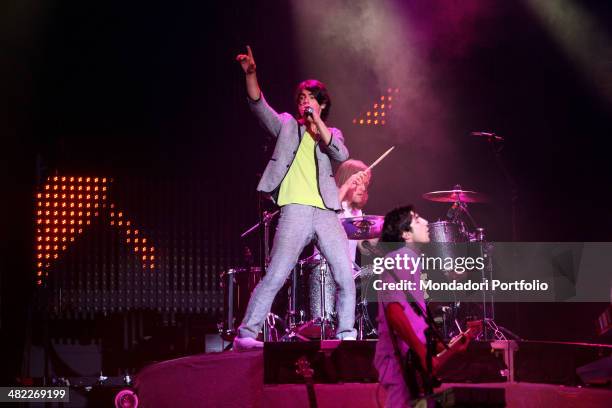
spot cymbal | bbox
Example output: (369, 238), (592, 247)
(422, 189), (489, 203)
(341, 215), (384, 240)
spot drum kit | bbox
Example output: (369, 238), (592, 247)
(219, 185), (495, 342)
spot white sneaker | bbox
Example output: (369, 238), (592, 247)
(338, 336), (356, 340)
(233, 336), (264, 351)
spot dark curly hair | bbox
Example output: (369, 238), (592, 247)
(380, 205), (415, 243)
(295, 79), (332, 121)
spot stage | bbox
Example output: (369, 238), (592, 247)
(134, 342), (612, 407)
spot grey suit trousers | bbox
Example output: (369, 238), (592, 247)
(238, 204), (357, 339)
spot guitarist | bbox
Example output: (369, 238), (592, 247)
(373, 206), (476, 407)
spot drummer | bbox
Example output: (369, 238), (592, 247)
(335, 160), (374, 262)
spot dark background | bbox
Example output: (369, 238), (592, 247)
(2, 0), (611, 382)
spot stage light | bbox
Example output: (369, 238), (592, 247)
(35, 175), (155, 285)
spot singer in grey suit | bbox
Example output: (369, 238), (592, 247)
(234, 46), (356, 348)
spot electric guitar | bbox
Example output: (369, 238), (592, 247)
(434, 319), (483, 372)
(295, 356), (318, 408)
(405, 319), (483, 397)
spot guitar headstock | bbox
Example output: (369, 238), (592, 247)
(295, 356), (314, 379)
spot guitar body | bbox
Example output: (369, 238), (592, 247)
(403, 319), (483, 397)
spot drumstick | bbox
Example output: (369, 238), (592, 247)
(367, 146), (395, 171)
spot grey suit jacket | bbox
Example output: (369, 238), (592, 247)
(249, 94), (349, 211)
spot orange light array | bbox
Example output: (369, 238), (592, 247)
(109, 207), (156, 270)
(34, 176), (156, 286)
(35, 176), (110, 285)
(353, 87), (399, 126)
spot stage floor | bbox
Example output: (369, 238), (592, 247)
(134, 348), (612, 407)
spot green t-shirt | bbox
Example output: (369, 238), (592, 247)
(277, 131), (326, 209)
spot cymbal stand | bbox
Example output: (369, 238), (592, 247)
(318, 258), (334, 340)
(451, 201), (520, 341)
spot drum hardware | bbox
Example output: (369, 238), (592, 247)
(353, 265), (378, 339)
(423, 185), (493, 340)
(218, 267), (263, 342)
(341, 215), (384, 240)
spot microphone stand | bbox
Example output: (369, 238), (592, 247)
(485, 136), (518, 241)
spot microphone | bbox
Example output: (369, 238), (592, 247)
(470, 131), (504, 141)
(304, 106), (314, 117)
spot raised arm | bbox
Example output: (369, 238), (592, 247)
(338, 170), (370, 203)
(236, 45), (261, 101)
(235, 45), (285, 137)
